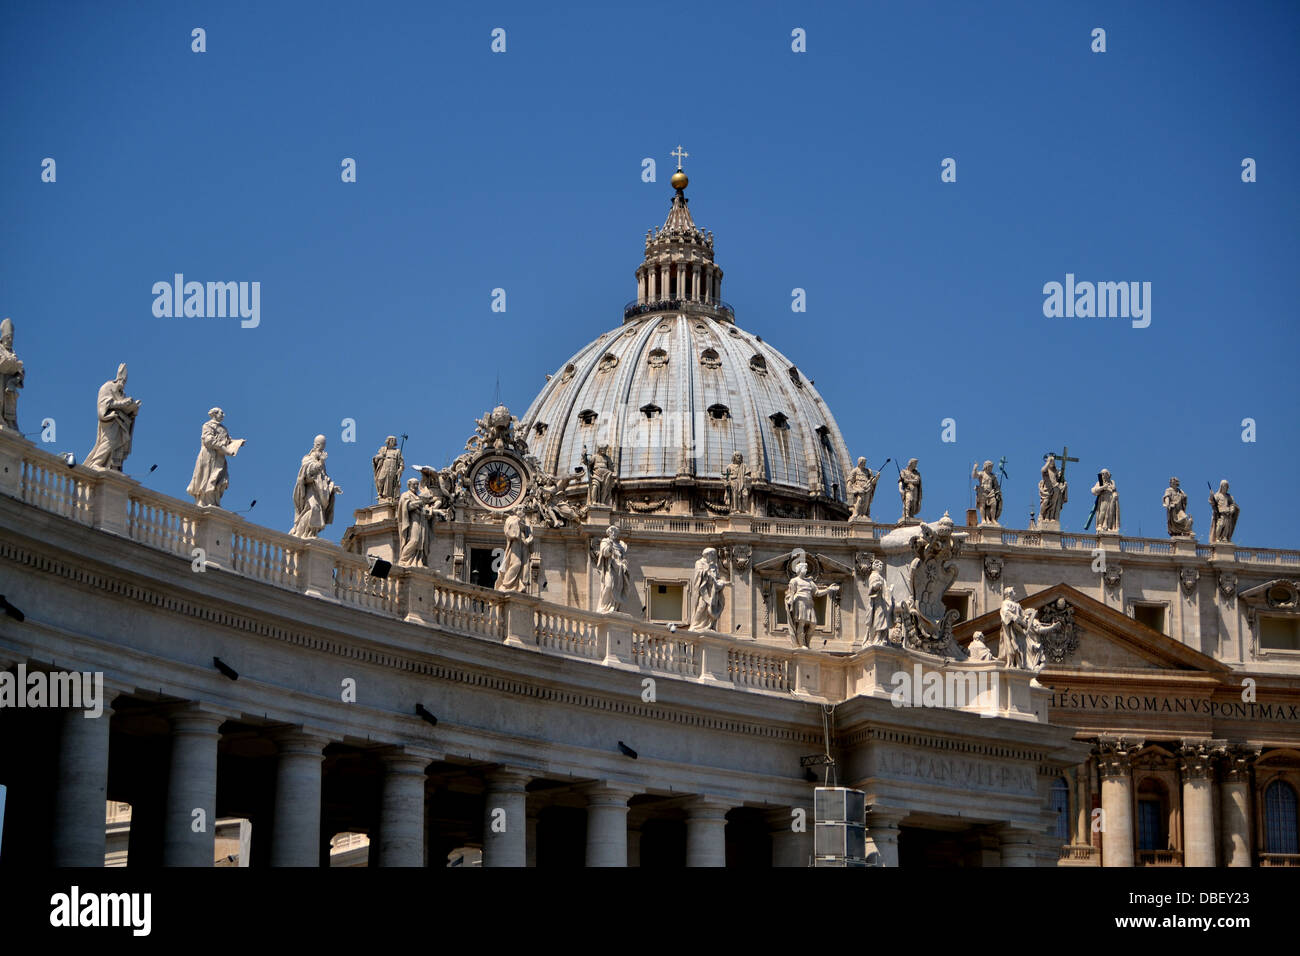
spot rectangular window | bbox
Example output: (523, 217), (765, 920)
(942, 592), (970, 622)
(468, 547), (499, 589)
(1132, 603), (1166, 634)
(648, 583), (684, 623)
(1136, 800), (1161, 851)
(773, 589), (827, 628)
(1260, 617), (1300, 651)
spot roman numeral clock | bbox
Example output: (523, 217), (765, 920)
(469, 455), (526, 511)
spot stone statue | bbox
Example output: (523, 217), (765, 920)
(396, 477), (434, 567)
(0, 318), (24, 432)
(847, 457), (880, 519)
(372, 436), (405, 502)
(530, 471), (586, 527)
(971, 460), (1002, 526)
(966, 631), (994, 662)
(722, 452), (753, 514)
(414, 464), (462, 523)
(865, 558), (893, 645)
(594, 525), (631, 613)
(1022, 607), (1060, 672)
(687, 547), (728, 630)
(998, 587), (1060, 672)
(582, 444), (617, 508)
(898, 458), (922, 521)
(290, 435), (343, 538)
(84, 364), (142, 471)
(469, 404), (526, 455)
(496, 506), (534, 592)
(1163, 477), (1194, 537)
(998, 588), (1028, 668)
(1038, 455), (1068, 524)
(185, 407), (245, 507)
(1091, 468), (1120, 533)
(784, 559), (839, 648)
(1208, 480), (1240, 544)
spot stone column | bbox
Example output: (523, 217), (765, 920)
(684, 796), (730, 867)
(163, 705), (226, 867)
(1096, 737), (1140, 867)
(269, 729), (328, 867)
(1074, 762), (1090, 847)
(52, 703), (114, 866)
(864, 808), (905, 867)
(1180, 741), (1217, 867)
(998, 826), (1039, 867)
(584, 785), (635, 867)
(1219, 747), (1256, 867)
(377, 751), (429, 867)
(766, 807), (812, 867)
(482, 769), (530, 868)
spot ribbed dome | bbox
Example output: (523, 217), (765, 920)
(519, 312), (852, 505)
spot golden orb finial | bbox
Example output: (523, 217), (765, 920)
(671, 169), (689, 190)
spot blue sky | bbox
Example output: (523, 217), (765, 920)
(2, 1), (1297, 545)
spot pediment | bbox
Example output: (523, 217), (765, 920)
(752, 548), (854, 581)
(954, 583), (1228, 675)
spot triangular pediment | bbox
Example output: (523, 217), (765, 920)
(954, 583), (1228, 675)
(752, 549), (854, 581)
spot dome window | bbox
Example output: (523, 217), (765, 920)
(769, 412), (790, 430)
(560, 363), (577, 383)
(641, 403), (662, 420)
(749, 354), (768, 374)
(707, 404), (731, 421)
(578, 409), (598, 426)
(700, 348), (722, 369)
(788, 366), (804, 388)
(534, 421), (549, 436)
(597, 352), (619, 373)
(815, 424), (832, 448)
(647, 348), (669, 369)
(656, 323), (672, 333)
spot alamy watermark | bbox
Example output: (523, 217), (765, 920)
(152, 274), (260, 328)
(0, 664), (104, 718)
(1042, 274), (1151, 328)
(890, 664), (999, 717)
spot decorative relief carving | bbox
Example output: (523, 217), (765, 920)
(1093, 737), (1143, 777)
(983, 555), (1003, 585)
(1179, 567), (1199, 598)
(1218, 571), (1237, 602)
(1034, 598), (1079, 665)
(1103, 565), (1123, 590)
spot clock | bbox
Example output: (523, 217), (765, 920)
(469, 456), (526, 510)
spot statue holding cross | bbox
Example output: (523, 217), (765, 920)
(1038, 446), (1074, 526)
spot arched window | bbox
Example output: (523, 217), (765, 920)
(1264, 780), (1299, 854)
(1049, 777), (1070, 841)
(578, 409), (598, 426)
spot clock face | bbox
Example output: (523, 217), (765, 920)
(470, 457), (525, 510)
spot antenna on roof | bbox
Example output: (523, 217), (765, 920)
(494, 373), (501, 407)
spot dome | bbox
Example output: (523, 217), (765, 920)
(518, 158), (852, 515)
(520, 312), (852, 507)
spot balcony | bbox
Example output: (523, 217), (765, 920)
(1057, 844), (1099, 865)
(1260, 853), (1300, 867)
(1137, 849), (1183, 866)
(623, 298), (734, 322)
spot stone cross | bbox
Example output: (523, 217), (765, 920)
(1045, 445), (1079, 480)
(672, 145), (689, 169)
